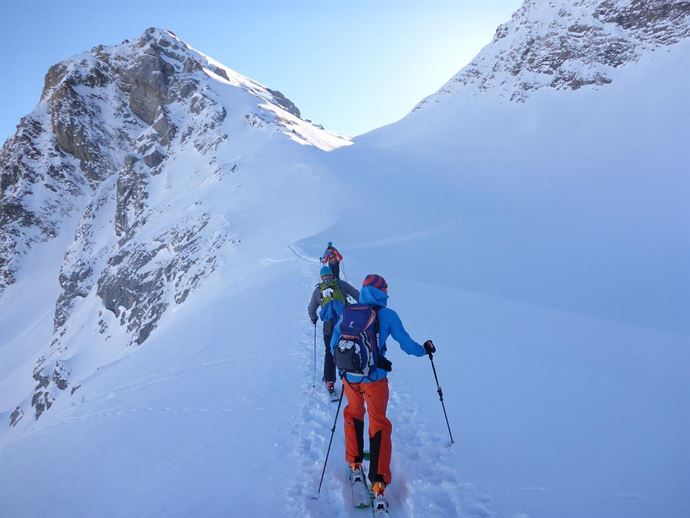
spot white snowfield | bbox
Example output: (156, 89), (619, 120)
(1, 4), (689, 518)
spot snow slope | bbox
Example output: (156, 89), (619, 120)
(2, 3), (689, 518)
(311, 30), (690, 518)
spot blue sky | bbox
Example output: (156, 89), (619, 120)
(0, 1), (520, 141)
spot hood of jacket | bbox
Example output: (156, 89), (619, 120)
(359, 286), (388, 308)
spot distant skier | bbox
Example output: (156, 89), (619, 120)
(330, 274), (435, 514)
(308, 265), (360, 397)
(320, 241), (343, 279)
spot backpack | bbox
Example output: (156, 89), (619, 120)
(318, 279), (346, 308)
(334, 304), (380, 377)
(323, 247), (342, 265)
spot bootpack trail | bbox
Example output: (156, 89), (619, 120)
(286, 245), (479, 517)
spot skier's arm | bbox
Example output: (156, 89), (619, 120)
(334, 249), (343, 261)
(341, 281), (360, 302)
(308, 288), (320, 322)
(387, 310), (426, 357)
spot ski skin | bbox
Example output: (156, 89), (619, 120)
(370, 492), (390, 516)
(350, 467), (371, 509)
(350, 462), (390, 515)
(363, 457), (389, 516)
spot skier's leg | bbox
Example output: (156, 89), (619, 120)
(342, 379), (366, 464)
(362, 378), (392, 485)
(331, 261), (340, 279)
(323, 333), (336, 383)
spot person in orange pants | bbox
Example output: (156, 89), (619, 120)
(342, 378), (393, 484)
(331, 274), (436, 512)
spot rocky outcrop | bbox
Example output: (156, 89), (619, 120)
(0, 114), (82, 297)
(594, 0), (690, 43)
(97, 214), (229, 344)
(416, 0), (690, 107)
(29, 361), (70, 419)
(9, 407), (23, 427)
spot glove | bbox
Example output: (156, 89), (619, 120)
(311, 317), (318, 325)
(423, 340), (436, 355)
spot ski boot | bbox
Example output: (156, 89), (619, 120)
(349, 462), (364, 484)
(349, 463), (370, 508)
(371, 481), (389, 514)
(326, 381), (338, 401)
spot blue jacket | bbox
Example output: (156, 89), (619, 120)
(330, 285), (426, 383)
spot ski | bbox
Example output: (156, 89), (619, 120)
(362, 457), (389, 516)
(371, 493), (389, 515)
(349, 465), (371, 509)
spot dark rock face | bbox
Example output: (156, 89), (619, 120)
(124, 53), (175, 125)
(267, 88), (302, 118)
(96, 214), (228, 344)
(30, 361), (69, 419)
(595, 0), (690, 43)
(10, 407), (23, 427)
(0, 116), (82, 296)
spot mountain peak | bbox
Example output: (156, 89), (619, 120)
(139, 26), (185, 45)
(0, 27), (350, 424)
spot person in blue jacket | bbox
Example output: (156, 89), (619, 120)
(330, 274), (435, 512)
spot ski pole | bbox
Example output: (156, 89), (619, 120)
(340, 260), (348, 283)
(428, 352), (455, 444)
(313, 323), (317, 388)
(314, 385), (345, 498)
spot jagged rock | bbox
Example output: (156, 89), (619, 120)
(33, 391), (54, 419)
(10, 407), (23, 427)
(416, 0), (690, 108)
(55, 259), (93, 328)
(97, 214), (227, 344)
(52, 362), (70, 390)
(595, 0), (690, 43)
(115, 160), (148, 238)
(143, 148), (166, 168)
(267, 88), (301, 118)
(124, 52), (174, 125)
(50, 71), (116, 182)
(33, 366), (50, 391)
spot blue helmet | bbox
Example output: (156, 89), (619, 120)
(320, 265), (333, 277)
(327, 241), (333, 248)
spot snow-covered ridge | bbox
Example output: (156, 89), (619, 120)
(416, 0), (690, 107)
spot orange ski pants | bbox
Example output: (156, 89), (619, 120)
(342, 377), (392, 485)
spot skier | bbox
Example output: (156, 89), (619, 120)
(330, 274), (435, 514)
(320, 241), (343, 279)
(308, 265), (360, 398)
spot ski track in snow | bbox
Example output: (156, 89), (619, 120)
(285, 246), (480, 518)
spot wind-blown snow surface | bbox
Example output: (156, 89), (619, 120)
(2, 16), (689, 518)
